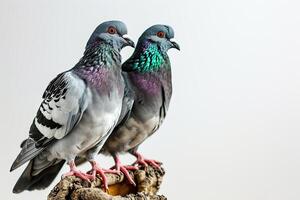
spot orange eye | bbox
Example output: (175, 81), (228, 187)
(157, 31), (165, 38)
(107, 26), (117, 34)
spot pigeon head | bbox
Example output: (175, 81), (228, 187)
(138, 24), (180, 52)
(122, 24), (179, 73)
(86, 20), (135, 51)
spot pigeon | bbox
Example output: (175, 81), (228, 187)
(10, 20), (135, 193)
(101, 24), (180, 184)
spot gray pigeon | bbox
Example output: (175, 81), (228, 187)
(101, 25), (180, 184)
(10, 20), (134, 193)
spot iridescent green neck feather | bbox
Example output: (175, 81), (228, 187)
(124, 43), (168, 73)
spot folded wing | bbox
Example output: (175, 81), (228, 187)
(10, 71), (88, 171)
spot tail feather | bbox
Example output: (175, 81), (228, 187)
(13, 159), (65, 193)
(10, 139), (45, 172)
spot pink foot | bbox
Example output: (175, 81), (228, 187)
(111, 155), (138, 186)
(88, 161), (116, 190)
(62, 160), (94, 181)
(132, 152), (162, 169)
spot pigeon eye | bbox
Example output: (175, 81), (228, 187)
(156, 31), (165, 38)
(107, 27), (117, 34)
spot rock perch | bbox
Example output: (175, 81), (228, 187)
(48, 165), (167, 200)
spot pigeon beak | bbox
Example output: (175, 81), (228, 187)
(170, 41), (180, 50)
(122, 37), (135, 48)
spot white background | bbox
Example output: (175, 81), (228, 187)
(1, 0), (300, 199)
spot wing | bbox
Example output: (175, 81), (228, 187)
(11, 71), (88, 171)
(116, 72), (134, 126)
(158, 60), (172, 125)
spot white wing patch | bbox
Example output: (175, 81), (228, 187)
(34, 72), (89, 140)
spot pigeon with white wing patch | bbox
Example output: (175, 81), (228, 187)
(10, 20), (134, 193)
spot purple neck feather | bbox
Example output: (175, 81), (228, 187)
(130, 71), (169, 96)
(74, 67), (111, 90)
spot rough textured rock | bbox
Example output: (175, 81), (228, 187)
(48, 166), (167, 200)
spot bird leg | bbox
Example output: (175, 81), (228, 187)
(87, 160), (117, 190)
(110, 155), (138, 186)
(62, 160), (94, 181)
(131, 152), (162, 169)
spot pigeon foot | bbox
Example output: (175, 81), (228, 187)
(132, 152), (162, 169)
(111, 155), (138, 186)
(62, 160), (93, 182)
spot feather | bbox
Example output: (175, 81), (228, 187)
(10, 71), (88, 171)
(12, 159), (65, 193)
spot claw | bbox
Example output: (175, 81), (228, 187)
(111, 155), (138, 186)
(132, 152), (162, 169)
(120, 165), (136, 185)
(62, 160), (93, 182)
(89, 161), (115, 190)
